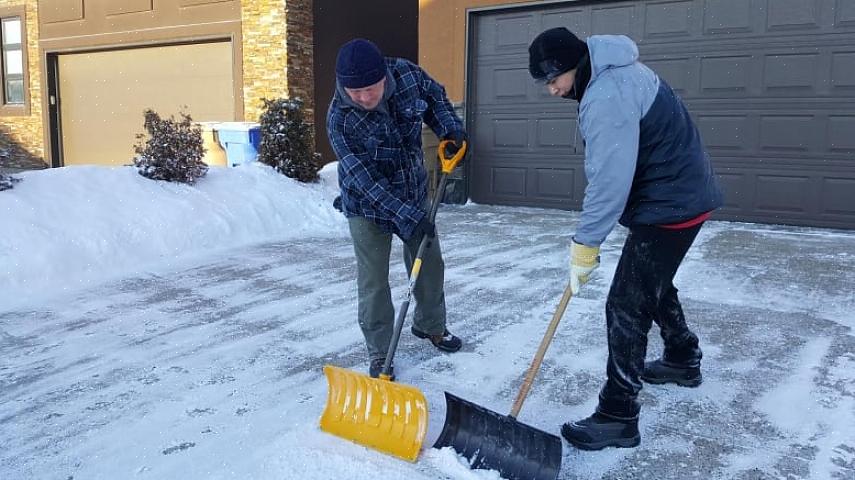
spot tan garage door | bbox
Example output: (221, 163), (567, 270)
(59, 41), (234, 167)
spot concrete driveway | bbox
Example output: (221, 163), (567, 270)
(2, 204), (854, 479)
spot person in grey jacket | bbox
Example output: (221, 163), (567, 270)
(528, 27), (723, 450)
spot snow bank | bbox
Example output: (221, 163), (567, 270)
(0, 162), (346, 307)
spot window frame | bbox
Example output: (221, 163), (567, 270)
(0, 6), (29, 116)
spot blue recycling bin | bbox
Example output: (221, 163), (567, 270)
(215, 122), (261, 167)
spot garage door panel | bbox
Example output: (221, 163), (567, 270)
(822, 177), (855, 216)
(837, 0), (855, 26)
(759, 116), (815, 152)
(763, 54), (820, 91)
(708, 154), (852, 174)
(537, 118), (578, 150)
(703, 0), (752, 35)
(754, 175), (811, 213)
(474, 63), (534, 105)
(40, 0), (83, 24)
(831, 52), (855, 88)
(697, 115), (750, 151)
(829, 116), (855, 152)
(473, 112), (579, 153)
(475, 12), (536, 55)
(491, 167), (527, 196)
(469, 0), (855, 228)
(715, 172), (749, 211)
(543, 9), (589, 36)
(493, 119), (529, 147)
(495, 14), (537, 49)
(691, 107), (855, 159)
(643, 57), (693, 93)
(703, 164), (855, 216)
(766, 0), (821, 31)
(592, 5), (636, 35)
(494, 67), (531, 99)
(642, 1), (693, 38)
(107, 0), (154, 16)
(534, 168), (577, 199)
(699, 55), (751, 93)
(474, 153), (584, 167)
(471, 164), (584, 207)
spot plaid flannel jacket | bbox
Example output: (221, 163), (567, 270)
(327, 58), (463, 239)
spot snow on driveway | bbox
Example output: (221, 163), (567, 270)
(2, 203), (854, 479)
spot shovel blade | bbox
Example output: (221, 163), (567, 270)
(434, 392), (562, 480)
(319, 365), (428, 462)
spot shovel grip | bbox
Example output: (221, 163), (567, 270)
(509, 282), (574, 418)
(438, 140), (467, 174)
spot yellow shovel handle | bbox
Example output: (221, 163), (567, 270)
(438, 140), (467, 174)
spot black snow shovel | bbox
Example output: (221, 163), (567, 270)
(433, 282), (574, 480)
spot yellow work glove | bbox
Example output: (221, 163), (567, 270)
(569, 240), (600, 294)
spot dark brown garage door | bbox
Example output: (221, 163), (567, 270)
(467, 0), (855, 229)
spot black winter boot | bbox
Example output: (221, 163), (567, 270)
(411, 327), (462, 352)
(369, 358), (395, 381)
(641, 359), (702, 387)
(561, 411), (640, 450)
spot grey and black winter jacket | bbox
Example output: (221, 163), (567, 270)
(574, 35), (723, 246)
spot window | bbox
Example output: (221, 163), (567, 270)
(2, 17), (23, 104)
(0, 7), (27, 115)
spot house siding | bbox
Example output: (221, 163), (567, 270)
(419, 0), (522, 103)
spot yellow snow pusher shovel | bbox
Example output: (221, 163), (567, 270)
(320, 140), (468, 462)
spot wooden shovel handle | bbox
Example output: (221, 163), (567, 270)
(509, 282), (573, 418)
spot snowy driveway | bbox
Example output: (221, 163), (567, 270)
(2, 204), (854, 480)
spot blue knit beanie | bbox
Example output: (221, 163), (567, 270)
(336, 39), (386, 89)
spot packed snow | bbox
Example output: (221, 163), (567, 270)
(1, 162), (853, 479)
(0, 163), (345, 309)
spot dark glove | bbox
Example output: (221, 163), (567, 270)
(409, 214), (436, 242)
(332, 195), (343, 212)
(441, 130), (468, 159)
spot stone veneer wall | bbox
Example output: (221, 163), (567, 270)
(240, 0), (289, 123)
(0, 0), (47, 170)
(283, 0), (313, 127)
(240, 0), (315, 147)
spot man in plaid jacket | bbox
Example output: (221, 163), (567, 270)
(327, 38), (468, 379)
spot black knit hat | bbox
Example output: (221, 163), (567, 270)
(336, 39), (386, 89)
(528, 27), (588, 83)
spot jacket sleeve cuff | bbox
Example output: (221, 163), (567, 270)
(394, 204), (424, 238)
(572, 234), (602, 248)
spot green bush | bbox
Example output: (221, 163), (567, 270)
(133, 109), (208, 184)
(0, 171), (20, 191)
(257, 98), (321, 182)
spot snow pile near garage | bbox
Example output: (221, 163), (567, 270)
(0, 162), (346, 307)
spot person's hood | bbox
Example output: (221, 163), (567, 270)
(587, 35), (639, 82)
(335, 67), (396, 113)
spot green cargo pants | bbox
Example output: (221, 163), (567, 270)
(347, 216), (447, 361)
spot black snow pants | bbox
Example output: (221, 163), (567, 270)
(597, 223), (704, 419)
